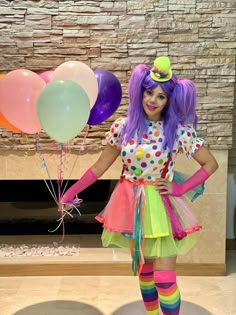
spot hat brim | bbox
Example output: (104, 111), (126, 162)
(150, 68), (172, 82)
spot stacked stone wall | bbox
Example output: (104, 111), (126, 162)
(0, 0), (235, 151)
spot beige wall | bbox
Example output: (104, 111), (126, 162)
(0, 149), (227, 265)
(176, 151), (227, 265)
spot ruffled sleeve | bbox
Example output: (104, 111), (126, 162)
(105, 117), (125, 149)
(177, 124), (204, 158)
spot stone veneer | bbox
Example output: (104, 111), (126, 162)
(0, 0), (235, 151)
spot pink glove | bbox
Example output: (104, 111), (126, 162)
(60, 168), (97, 204)
(171, 168), (209, 197)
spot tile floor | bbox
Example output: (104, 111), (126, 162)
(0, 235), (235, 315)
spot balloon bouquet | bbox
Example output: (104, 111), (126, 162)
(0, 61), (122, 235)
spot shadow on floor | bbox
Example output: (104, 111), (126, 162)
(6, 298), (220, 315)
(112, 300), (213, 315)
(13, 300), (104, 315)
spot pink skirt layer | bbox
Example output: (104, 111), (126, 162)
(95, 179), (201, 238)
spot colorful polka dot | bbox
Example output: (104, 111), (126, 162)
(134, 168), (142, 176)
(106, 118), (203, 182)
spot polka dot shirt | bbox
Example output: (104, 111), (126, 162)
(105, 117), (204, 182)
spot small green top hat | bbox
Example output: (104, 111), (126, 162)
(150, 56), (173, 82)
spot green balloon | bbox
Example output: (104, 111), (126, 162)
(37, 79), (90, 143)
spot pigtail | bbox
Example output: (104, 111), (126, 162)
(171, 79), (198, 126)
(162, 79), (198, 154)
(121, 64), (150, 145)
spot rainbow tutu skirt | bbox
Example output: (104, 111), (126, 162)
(95, 178), (201, 274)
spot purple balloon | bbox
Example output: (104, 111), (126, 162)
(87, 70), (122, 125)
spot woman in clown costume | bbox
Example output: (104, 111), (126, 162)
(61, 56), (218, 315)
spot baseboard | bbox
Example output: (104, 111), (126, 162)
(226, 238), (236, 250)
(0, 262), (226, 277)
(177, 263), (226, 276)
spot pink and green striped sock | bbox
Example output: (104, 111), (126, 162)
(154, 270), (181, 315)
(139, 263), (159, 315)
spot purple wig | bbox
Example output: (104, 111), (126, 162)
(120, 64), (198, 154)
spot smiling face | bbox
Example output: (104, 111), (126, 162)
(142, 85), (168, 121)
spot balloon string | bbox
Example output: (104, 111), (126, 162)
(58, 144), (66, 240)
(61, 124), (90, 196)
(43, 178), (58, 204)
(57, 144), (65, 200)
(61, 144), (70, 195)
(35, 137), (58, 205)
(51, 132), (88, 239)
(54, 125), (89, 239)
(48, 201), (82, 240)
(49, 141), (67, 197)
(34, 127), (89, 238)
(79, 124), (89, 152)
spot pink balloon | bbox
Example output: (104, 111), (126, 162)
(40, 70), (53, 84)
(0, 69), (46, 134)
(51, 61), (98, 108)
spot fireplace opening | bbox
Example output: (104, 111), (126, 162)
(0, 179), (117, 235)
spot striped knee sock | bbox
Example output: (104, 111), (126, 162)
(154, 270), (181, 315)
(139, 263), (159, 315)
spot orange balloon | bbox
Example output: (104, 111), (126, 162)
(0, 73), (5, 80)
(0, 112), (22, 133)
